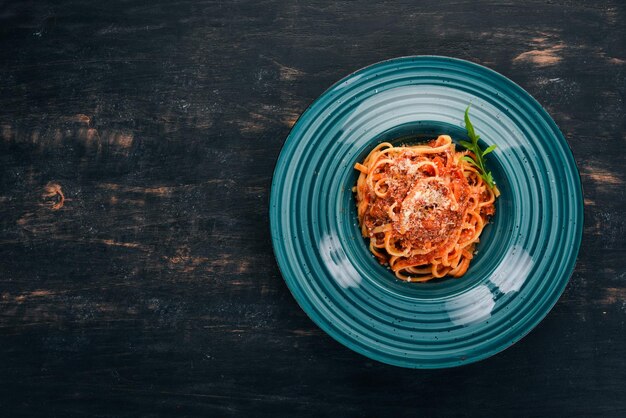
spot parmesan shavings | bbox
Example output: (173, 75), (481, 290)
(400, 180), (453, 235)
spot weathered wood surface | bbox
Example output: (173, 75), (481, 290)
(0, 0), (625, 416)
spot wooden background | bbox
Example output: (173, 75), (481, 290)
(1, 1), (625, 416)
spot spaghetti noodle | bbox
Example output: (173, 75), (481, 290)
(354, 135), (499, 282)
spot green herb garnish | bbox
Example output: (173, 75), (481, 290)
(460, 105), (497, 190)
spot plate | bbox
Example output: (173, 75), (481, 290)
(269, 56), (583, 368)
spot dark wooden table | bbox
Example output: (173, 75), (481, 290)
(1, 1), (625, 416)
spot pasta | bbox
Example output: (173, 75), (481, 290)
(353, 135), (499, 282)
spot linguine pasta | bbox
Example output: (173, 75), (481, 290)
(354, 135), (499, 282)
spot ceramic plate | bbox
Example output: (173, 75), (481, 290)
(270, 56), (583, 368)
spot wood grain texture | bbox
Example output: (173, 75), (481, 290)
(0, 0), (625, 416)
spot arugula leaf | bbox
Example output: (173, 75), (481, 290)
(460, 155), (478, 167)
(464, 108), (476, 139)
(461, 106), (498, 190)
(482, 144), (497, 156)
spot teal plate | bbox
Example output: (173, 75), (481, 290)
(270, 56), (583, 368)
